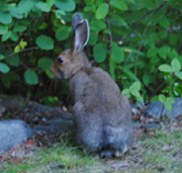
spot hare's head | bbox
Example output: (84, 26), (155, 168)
(51, 13), (90, 79)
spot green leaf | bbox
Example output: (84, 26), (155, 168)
(0, 62), (10, 73)
(1, 76), (11, 88)
(47, 0), (55, 8)
(122, 89), (130, 97)
(38, 57), (53, 71)
(55, 26), (71, 41)
(130, 89), (140, 97)
(142, 74), (151, 85)
(9, 6), (23, 19)
(129, 83), (143, 102)
(165, 97), (175, 111)
(132, 81), (141, 90)
(13, 24), (27, 32)
(158, 64), (172, 73)
(0, 12), (12, 24)
(0, 54), (4, 60)
(111, 43), (124, 63)
(5, 54), (20, 67)
(159, 17), (170, 28)
(175, 72), (182, 80)
(55, 9), (66, 19)
(36, 35), (54, 50)
(110, 0), (128, 11)
(93, 43), (107, 63)
(17, 0), (34, 16)
(14, 45), (21, 53)
(38, 23), (48, 30)
(89, 31), (98, 45)
(0, 25), (8, 35)
(166, 97), (175, 104)
(90, 20), (106, 33)
(24, 69), (39, 85)
(109, 15), (128, 28)
(11, 33), (19, 41)
(1, 72), (19, 88)
(158, 46), (171, 59)
(164, 101), (172, 111)
(36, 2), (50, 12)
(171, 58), (181, 72)
(158, 94), (166, 103)
(122, 68), (139, 81)
(96, 3), (109, 19)
(2, 31), (12, 41)
(169, 34), (178, 45)
(147, 47), (157, 58)
(55, 0), (75, 12)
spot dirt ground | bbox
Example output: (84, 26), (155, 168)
(1, 96), (182, 173)
(1, 121), (182, 173)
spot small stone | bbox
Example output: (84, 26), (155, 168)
(145, 98), (182, 119)
(162, 145), (174, 152)
(48, 161), (65, 169)
(0, 120), (33, 154)
(111, 161), (129, 169)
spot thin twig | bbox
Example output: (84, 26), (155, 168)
(105, 18), (113, 50)
(123, 1), (168, 41)
(105, 0), (112, 50)
(5, 47), (39, 58)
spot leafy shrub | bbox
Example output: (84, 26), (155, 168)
(0, 0), (181, 103)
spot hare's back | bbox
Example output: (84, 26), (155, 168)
(90, 67), (121, 99)
(70, 67), (128, 115)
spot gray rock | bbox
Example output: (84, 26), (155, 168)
(33, 114), (75, 135)
(0, 119), (33, 154)
(145, 98), (182, 119)
(0, 105), (5, 117)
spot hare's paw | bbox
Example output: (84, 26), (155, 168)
(114, 144), (128, 157)
(99, 144), (128, 158)
(99, 149), (115, 158)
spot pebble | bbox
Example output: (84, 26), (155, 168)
(0, 119), (33, 154)
(145, 98), (182, 119)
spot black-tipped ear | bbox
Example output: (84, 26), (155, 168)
(72, 13), (83, 30)
(71, 13), (90, 52)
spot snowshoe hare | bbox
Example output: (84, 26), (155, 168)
(52, 13), (133, 158)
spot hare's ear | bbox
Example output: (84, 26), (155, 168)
(72, 13), (90, 52)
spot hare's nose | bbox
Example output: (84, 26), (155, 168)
(58, 56), (64, 64)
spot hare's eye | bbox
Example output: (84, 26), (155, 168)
(58, 57), (64, 64)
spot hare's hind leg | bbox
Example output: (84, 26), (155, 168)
(100, 125), (132, 158)
(76, 117), (103, 153)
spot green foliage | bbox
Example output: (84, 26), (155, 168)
(158, 58), (182, 109)
(122, 81), (143, 102)
(38, 57), (53, 71)
(158, 94), (175, 111)
(159, 58), (182, 75)
(24, 69), (39, 85)
(0, 62), (10, 73)
(0, 0), (181, 102)
(55, 0), (75, 12)
(93, 43), (107, 63)
(96, 3), (109, 19)
(36, 35), (54, 50)
(111, 42), (124, 63)
(14, 39), (27, 53)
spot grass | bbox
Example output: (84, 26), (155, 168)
(1, 141), (99, 173)
(140, 128), (182, 173)
(1, 127), (182, 173)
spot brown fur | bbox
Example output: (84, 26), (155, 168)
(51, 13), (133, 157)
